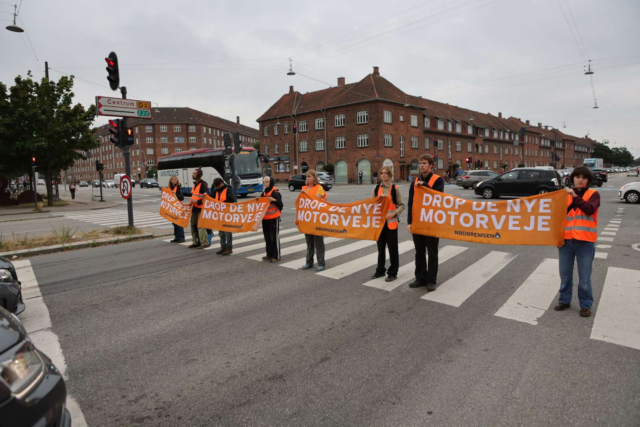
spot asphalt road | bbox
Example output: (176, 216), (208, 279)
(16, 175), (640, 426)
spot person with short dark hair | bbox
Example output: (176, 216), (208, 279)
(189, 169), (210, 248)
(261, 176), (283, 262)
(211, 177), (236, 255)
(554, 166), (600, 318)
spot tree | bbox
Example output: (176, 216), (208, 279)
(0, 72), (97, 206)
(253, 141), (261, 151)
(322, 163), (334, 174)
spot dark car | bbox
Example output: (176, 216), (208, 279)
(139, 178), (159, 188)
(0, 257), (25, 315)
(456, 170), (499, 189)
(591, 168), (608, 183)
(288, 174), (332, 192)
(474, 168), (561, 199)
(79, 181), (88, 187)
(0, 306), (71, 426)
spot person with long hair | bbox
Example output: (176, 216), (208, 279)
(554, 166), (600, 318)
(260, 176), (283, 262)
(168, 175), (186, 243)
(301, 170), (327, 271)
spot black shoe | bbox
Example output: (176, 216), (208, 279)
(188, 244), (201, 249)
(409, 280), (426, 288)
(371, 273), (385, 280)
(198, 245), (210, 249)
(385, 276), (397, 282)
(169, 238), (178, 243)
(426, 282), (437, 292)
(262, 256), (271, 262)
(174, 239), (185, 243)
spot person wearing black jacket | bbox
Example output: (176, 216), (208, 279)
(260, 176), (284, 262)
(189, 169), (211, 248)
(211, 177), (237, 255)
(168, 176), (186, 243)
(407, 154), (445, 291)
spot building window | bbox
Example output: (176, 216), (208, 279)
(189, 137), (196, 143)
(174, 126), (181, 132)
(493, 160), (498, 168)
(315, 139), (325, 151)
(297, 121), (307, 132)
(335, 137), (345, 149)
(447, 121), (453, 132)
(264, 127), (268, 136)
(274, 125), (278, 136)
(383, 110), (392, 124)
(493, 129), (498, 138)
(467, 142), (472, 152)
(456, 123), (462, 133)
(411, 136), (418, 149)
(334, 114), (345, 127)
(400, 136), (405, 158)
(424, 117), (431, 128)
(425, 137), (430, 150)
(437, 139), (444, 150)
(485, 145), (489, 154)
(410, 115), (418, 127)
(356, 111), (368, 124)
(315, 118), (324, 130)
(146, 137), (153, 144)
(175, 148), (182, 153)
(284, 124), (289, 134)
(161, 148), (168, 154)
(285, 143), (290, 153)
(437, 119), (444, 130)
(494, 145), (498, 154)
(357, 134), (369, 147)
(384, 134), (392, 147)
(399, 115), (404, 122)
(467, 124), (473, 134)
(456, 141), (462, 152)
(174, 137), (184, 143)
(160, 125), (167, 132)
(437, 158), (444, 169)
(485, 160), (489, 168)
(265, 145), (269, 156)
(161, 137), (168, 143)
(189, 126), (196, 132)
(485, 128), (490, 137)
(147, 148), (154, 155)
(299, 140), (308, 152)
(145, 126), (152, 132)
(275, 144), (279, 154)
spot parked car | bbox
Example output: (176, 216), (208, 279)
(0, 306), (71, 426)
(618, 182), (640, 204)
(91, 179), (101, 188)
(627, 168), (639, 177)
(474, 168), (561, 199)
(140, 178), (159, 188)
(287, 174), (332, 192)
(102, 180), (116, 188)
(317, 172), (334, 184)
(456, 170), (499, 189)
(590, 168), (608, 183)
(0, 257), (25, 315)
(79, 181), (89, 187)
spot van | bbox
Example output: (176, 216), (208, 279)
(113, 174), (135, 188)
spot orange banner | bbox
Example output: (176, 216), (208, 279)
(411, 187), (567, 246)
(159, 188), (192, 228)
(295, 192), (391, 241)
(197, 195), (270, 233)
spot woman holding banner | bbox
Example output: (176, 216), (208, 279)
(301, 170), (327, 272)
(555, 166), (600, 318)
(168, 176), (186, 243)
(261, 176), (283, 262)
(370, 166), (405, 282)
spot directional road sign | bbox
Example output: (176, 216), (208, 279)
(119, 175), (132, 200)
(96, 96), (153, 119)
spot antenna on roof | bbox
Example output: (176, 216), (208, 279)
(287, 58), (295, 76)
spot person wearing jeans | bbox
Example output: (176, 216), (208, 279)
(555, 166), (600, 318)
(168, 176), (186, 243)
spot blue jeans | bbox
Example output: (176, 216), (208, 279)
(558, 239), (595, 309)
(173, 223), (185, 240)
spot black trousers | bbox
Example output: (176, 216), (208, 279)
(413, 234), (440, 285)
(262, 218), (280, 259)
(375, 223), (399, 277)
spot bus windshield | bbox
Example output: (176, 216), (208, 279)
(234, 151), (261, 178)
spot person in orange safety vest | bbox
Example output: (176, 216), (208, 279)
(188, 169), (211, 249)
(301, 170), (327, 272)
(260, 176), (283, 262)
(211, 177), (237, 255)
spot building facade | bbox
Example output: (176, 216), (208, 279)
(257, 67), (595, 184)
(68, 107), (260, 182)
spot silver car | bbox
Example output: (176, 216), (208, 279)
(103, 180), (116, 188)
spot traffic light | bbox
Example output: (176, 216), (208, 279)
(223, 132), (232, 155)
(465, 157), (472, 164)
(126, 128), (134, 145)
(233, 131), (242, 154)
(109, 119), (121, 146)
(95, 159), (100, 171)
(292, 124), (297, 135)
(31, 156), (37, 169)
(105, 51), (120, 91)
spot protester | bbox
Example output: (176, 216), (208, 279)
(69, 182), (76, 200)
(407, 154), (445, 291)
(212, 177), (237, 255)
(168, 175), (186, 243)
(370, 166), (405, 282)
(301, 170), (327, 271)
(188, 169), (210, 249)
(261, 176), (283, 262)
(372, 170), (378, 185)
(554, 166), (600, 318)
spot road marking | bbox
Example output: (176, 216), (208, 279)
(596, 244), (611, 249)
(363, 245), (468, 291)
(280, 239), (376, 269)
(601, 232), (617, 236)
(13, 260), (88, 427)
(203, 228), (298, 250)
(247, 237), (341, 261)
(591, 267), (640, 350)
(422, 251), (517, 307)
(609, 220), (621, 224)
(318, 241), (415, 280)
(598, 237), (614, 242)
(594, 252), (609, 259)
(494, 258), (560, 325)
(633, 243), (640, 252)
(604, 228), (618, 232)
(232, 234), (306, 254)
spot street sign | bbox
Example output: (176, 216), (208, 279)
(119, 175), (132, 200)
(96, 96), (152, 119)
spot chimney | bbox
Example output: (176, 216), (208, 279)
(538, 122), (542, 128)
(498, 112), (502, 118)
(337, 77), (345, 87)
(289, 85), (294, 94)
(526, 120), (530, 125)
(373, 66), (380, 76)
(545, 126), (548, 130)
(236, 116), (240, 124)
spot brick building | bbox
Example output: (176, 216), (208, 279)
(257, 66), (595, 184)
(68, 107), (260, 182)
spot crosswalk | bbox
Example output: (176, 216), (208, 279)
(62, 208), (173, 229)
(161, 223), (640, 351)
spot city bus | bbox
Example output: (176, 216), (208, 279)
(157, 147), (263, 197)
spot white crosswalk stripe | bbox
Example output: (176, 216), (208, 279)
(318, 241), (414, 280)
(62, 209), (170, 229)
(280, 239), (376, 269)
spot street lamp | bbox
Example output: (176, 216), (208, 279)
(5, 3), (24, 33)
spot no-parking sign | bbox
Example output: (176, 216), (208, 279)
(119, 175), (132, 200)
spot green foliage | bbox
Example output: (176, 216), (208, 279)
(591, 142), (634, 167)
(322, 163), (334, 174)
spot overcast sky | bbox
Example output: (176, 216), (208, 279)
(2, 0), (639, 157)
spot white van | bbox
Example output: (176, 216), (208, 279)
(113, 174), (135, 188)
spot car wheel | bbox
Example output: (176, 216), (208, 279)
(625, 191), (639, 204)
(472, 182), (478, 189)
(597, 182), (602, 187)
(289, 185), (296, 192)
(537, 188), (549, 194)
(482, 188), (494, 199)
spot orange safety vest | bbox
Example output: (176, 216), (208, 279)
(191, 182), (205, 207)
(302, 184), (327, 200)
(214, 187), (228, 202)
(377, 184), (398, 230)
(565, 189), (598, 242)
(263, 187), (281, 220)
(414, 173), (441, 189)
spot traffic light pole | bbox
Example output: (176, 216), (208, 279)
(121, 86), (134, 228)
(32, 166), (38, 210)
(99, 170), (104, 202)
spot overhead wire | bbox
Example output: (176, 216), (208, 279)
(564, 0), (590, 59)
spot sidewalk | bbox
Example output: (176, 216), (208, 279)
(0, 196), (118, 222)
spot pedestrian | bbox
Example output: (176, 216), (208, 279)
(554, 166), (600, 318)
(188, 169), (210, 249)
(261, 176), (283, 262)
(69, 182), (76, 200)
(301, 170), (327, 272)
(370, 166), (405, 282)
(168, 175), (186, 243)
(499, 167), (505, 175)
(359, 170), (364, 185)
(211, 177), (237, 255)
(407, 154), (445, 291)
(372, 170), (378, 185)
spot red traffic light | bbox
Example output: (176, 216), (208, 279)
(109, 119), (119, 128)
(105, 58), (115, 67)
(31, 156), (36, 162)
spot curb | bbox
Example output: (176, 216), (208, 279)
(0, 233), (154, 259)
(0, 210), (52, 217)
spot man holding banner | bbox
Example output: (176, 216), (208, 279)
(189, 169), (211, 249)
(407, 154), (445, 291)
(211, 178), (237, 255)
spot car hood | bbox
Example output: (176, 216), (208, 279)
(0, 306), (27, 352)
(0, 256), (18, 281)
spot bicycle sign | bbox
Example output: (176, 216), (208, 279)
(119, 175), (132, 200)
